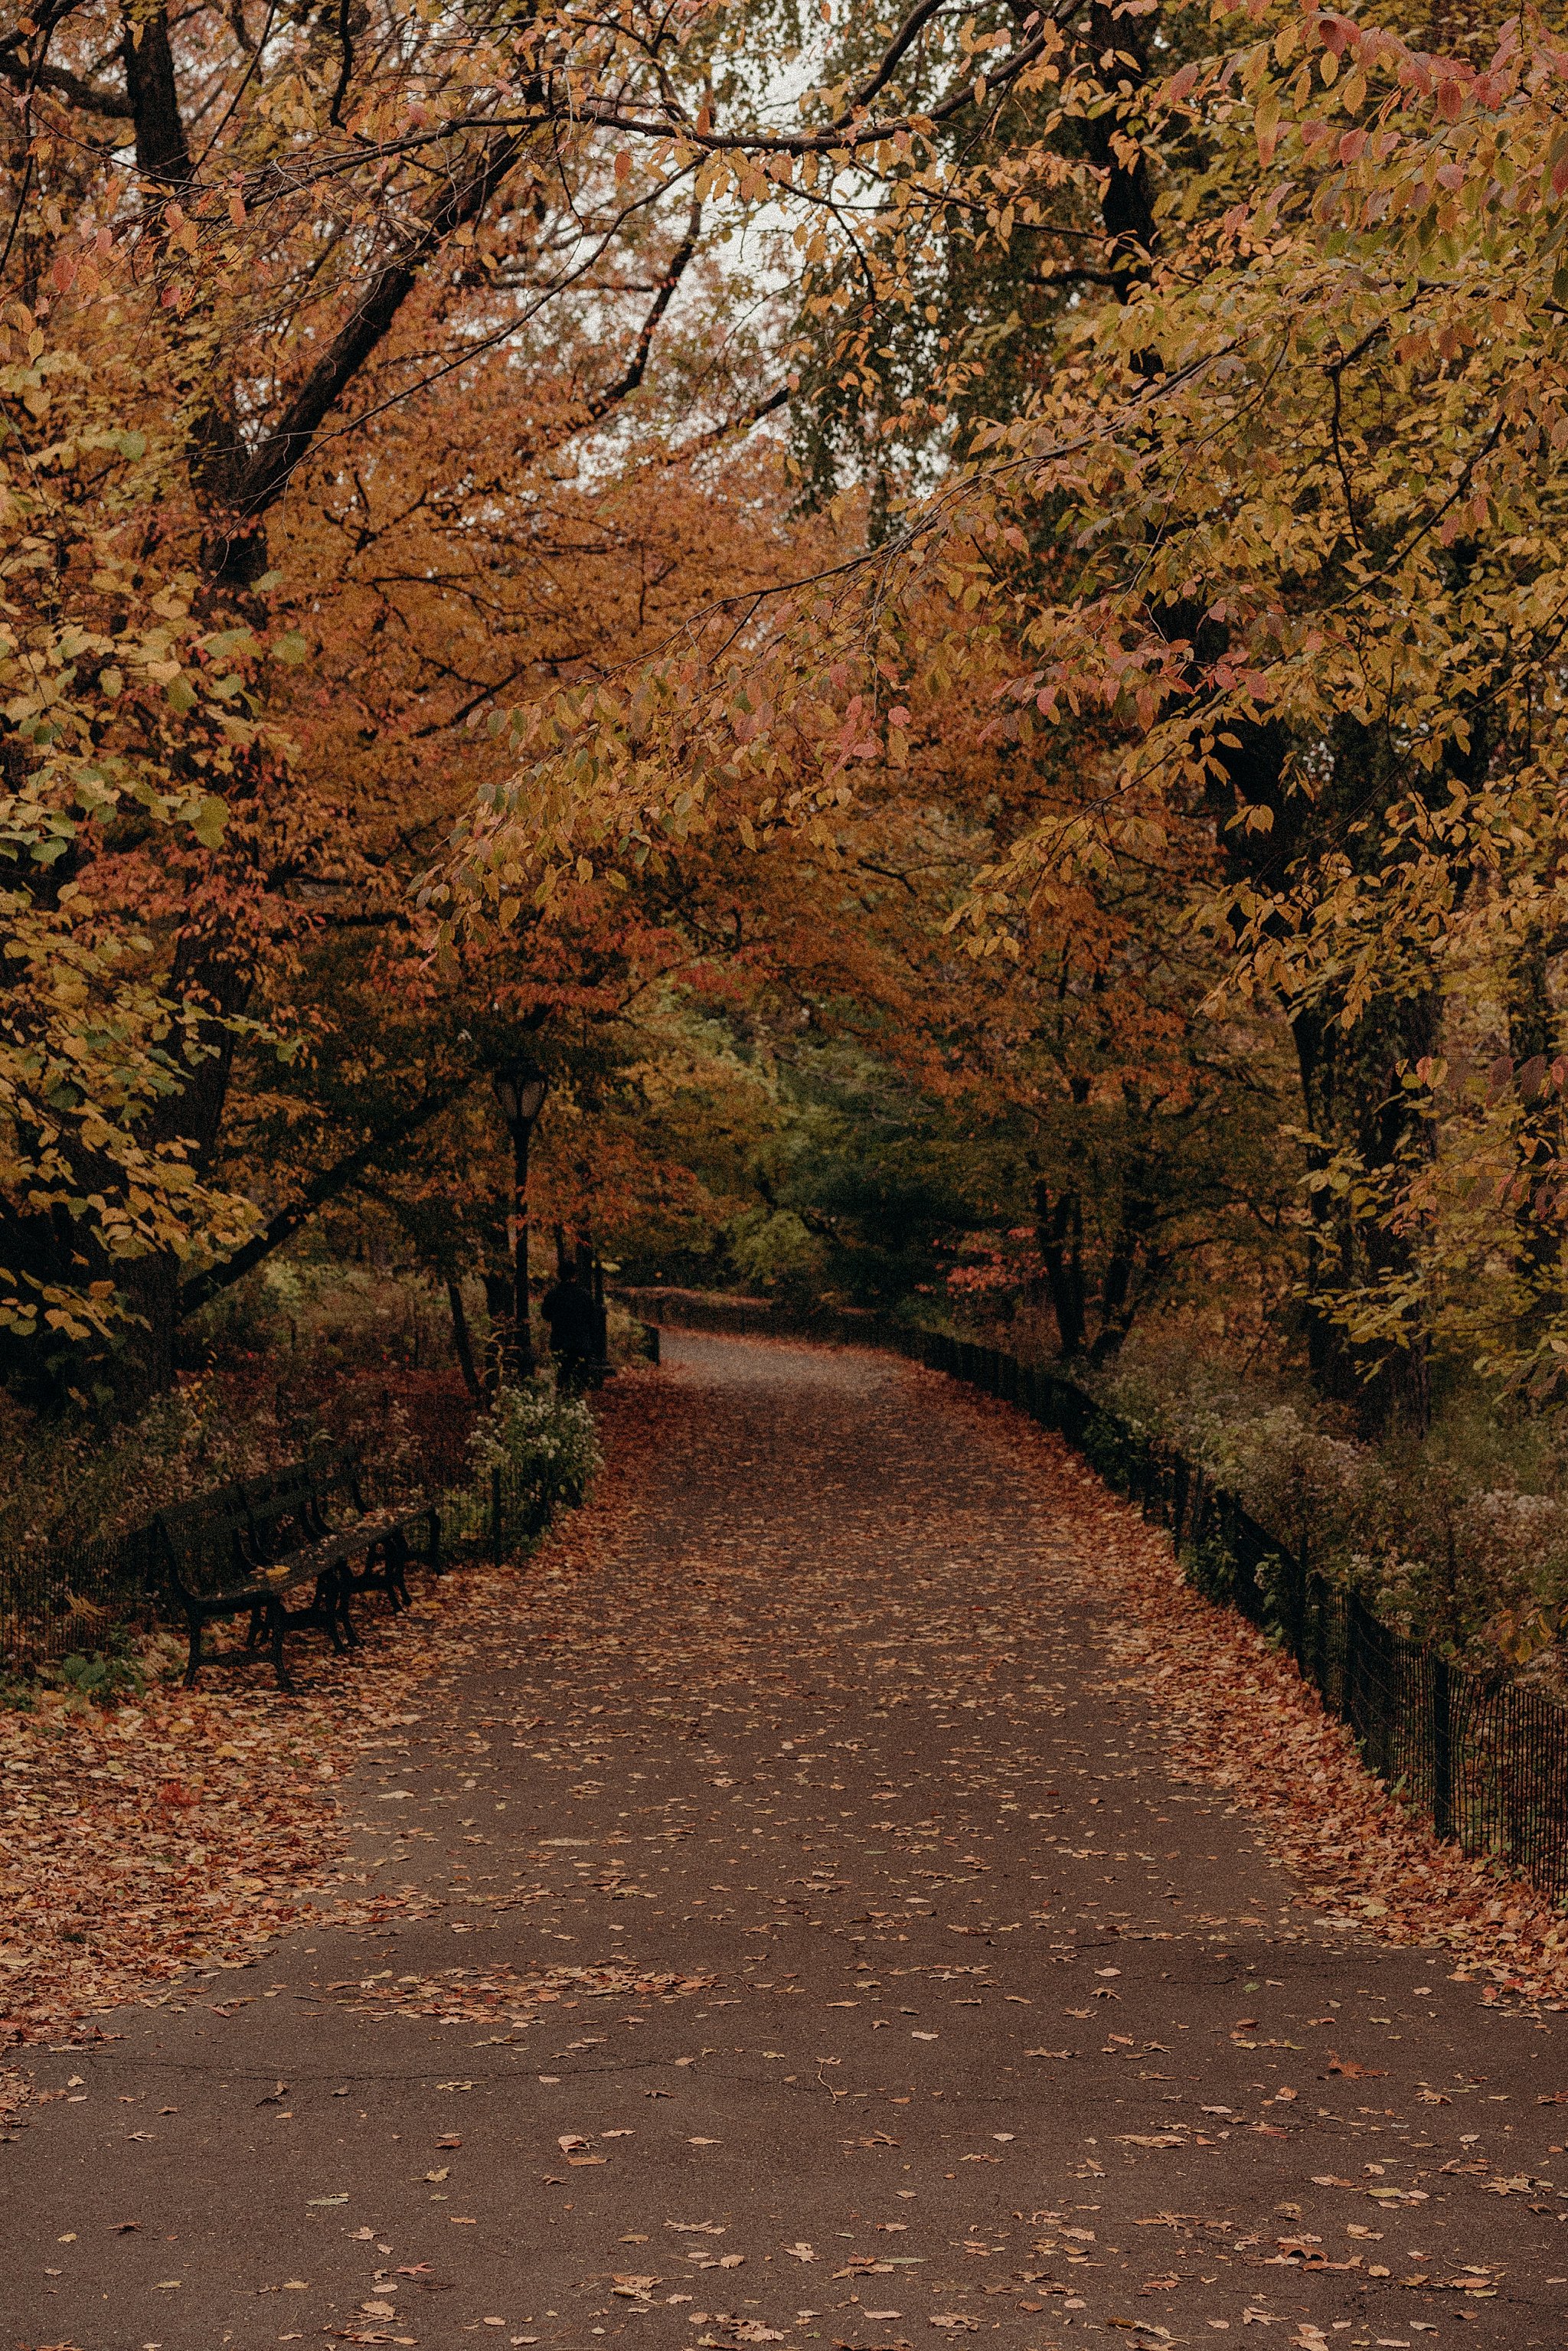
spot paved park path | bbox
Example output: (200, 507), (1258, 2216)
(6, 1336), (1566, 2351)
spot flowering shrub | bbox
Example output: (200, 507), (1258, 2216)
(468, 1376), (603, 1513)
(1095, 1338), (1568, 1673)
(1099, 1360), (1377, 1549)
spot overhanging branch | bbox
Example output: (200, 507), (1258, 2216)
(178, 1073), (478, 1319)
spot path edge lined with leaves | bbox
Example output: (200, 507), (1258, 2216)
(917, 1366), (1568, 2007)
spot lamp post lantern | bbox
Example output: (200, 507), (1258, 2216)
(490, 1062), (548, 1379)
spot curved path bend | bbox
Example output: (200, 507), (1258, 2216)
(5, 1336), (1563, 2351)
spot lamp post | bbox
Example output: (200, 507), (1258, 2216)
(489, 1062), (548, 1380)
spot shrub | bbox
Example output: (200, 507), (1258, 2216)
(1080, 1407), (1144, 1493)
(1180, 1532), (1253, 1612)
(40, 1644), (146, 1704)
(468, 1376), (603, 1514)
(1093, 1329), (1568, 1672)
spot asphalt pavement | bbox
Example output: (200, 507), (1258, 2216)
(5, 1334), (1565, 2351)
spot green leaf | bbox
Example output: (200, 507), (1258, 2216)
(191, 796), (228, 848)
(271, 630), (309, 666)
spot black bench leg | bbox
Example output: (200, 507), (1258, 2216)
(335, 1562), (359, 1648)
(315, 1569), (350, 1652)
(389, 1531), (410, 1611)
(369, 1538), (397, 1612)
(267, 1599), (295, 1694)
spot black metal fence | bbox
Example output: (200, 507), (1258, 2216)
(0, 1520), (166, 1679)
(634, 1294), (1568, 1904)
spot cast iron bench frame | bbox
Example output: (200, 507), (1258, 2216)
(154, 1445), (440, 1692)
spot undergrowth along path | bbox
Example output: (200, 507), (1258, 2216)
(4, 1333), (1566, 2351)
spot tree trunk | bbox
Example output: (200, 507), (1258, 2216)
(446, 1278), (485, 1402)
(1035, 1179), (1088, 1357)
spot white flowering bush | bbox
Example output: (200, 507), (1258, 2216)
(1096, 1339), (1568, 1668)
(1098, 1361), (1378, 1556)
(468, 1375), (603, 1512)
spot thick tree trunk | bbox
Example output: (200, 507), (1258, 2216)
(1035, 1178), (1088, 1358)
(1082, 4), (1158, 307)
(1290, 991), (1436, 1435)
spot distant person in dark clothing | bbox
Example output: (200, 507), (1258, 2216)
(541, 1273), (599, 1390)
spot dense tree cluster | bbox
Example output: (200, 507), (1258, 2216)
(4, 0), (1567, 1442)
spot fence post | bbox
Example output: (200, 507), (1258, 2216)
(1344, 1592), (1364, 1739)
(491, 1468), (503, 1569)
(1289, 1537), (1308, 1666)
(1310, 1572), (1328, 1698)
(1432, 1655), (1453, 1842)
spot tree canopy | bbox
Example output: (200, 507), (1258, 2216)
(4, 0), (1568, 1429)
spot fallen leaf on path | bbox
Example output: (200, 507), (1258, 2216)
(1017, 1396), (1568, 2000)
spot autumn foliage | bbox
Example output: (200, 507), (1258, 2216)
(4, 0), (1568, 1491)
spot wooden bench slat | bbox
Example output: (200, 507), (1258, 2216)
(153, 1443), (441, 1691)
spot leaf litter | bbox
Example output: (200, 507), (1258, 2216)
(0, 1372), (668, 2106)
(6, 1337), (1561, 2343)
(933, 1376), (1568, 2006)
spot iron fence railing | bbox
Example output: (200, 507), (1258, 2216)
(631, 1291), (1568, 1904)
(0, 1521), (166, 1678)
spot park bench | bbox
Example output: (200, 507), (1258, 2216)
(154, 1445), (440, 1692)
